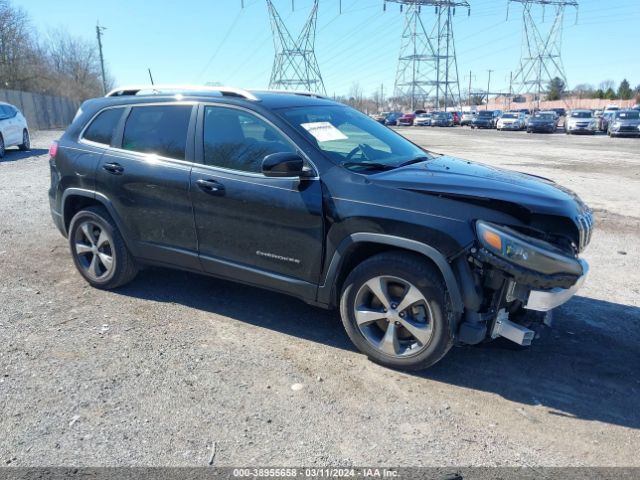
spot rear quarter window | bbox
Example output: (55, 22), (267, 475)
(83, 108), (125, 145)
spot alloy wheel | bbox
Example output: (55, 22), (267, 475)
(73, 220), (114, 281)
(353, 275), (434, 358)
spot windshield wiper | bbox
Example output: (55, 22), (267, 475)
(397, 156), (431, 168)
(341, 161), (395, 171)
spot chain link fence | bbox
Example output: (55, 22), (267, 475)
(0, 89), (79, 130)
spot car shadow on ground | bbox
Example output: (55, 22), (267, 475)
(116, 267), (640, 430)
(0, 148), (48, 162)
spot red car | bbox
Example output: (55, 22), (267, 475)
(397, 113), (416, 126)
(452, 111), (461, 125)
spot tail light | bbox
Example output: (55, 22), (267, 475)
(49, 141), (58, 159)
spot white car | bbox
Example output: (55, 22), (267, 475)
(414, 113), (432, 126)
(0, 102), (30, 157)
(496, 112), (526, 131)
(565, 110), (598, 135)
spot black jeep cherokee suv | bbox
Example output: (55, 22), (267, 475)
(49, 85), (593, 370)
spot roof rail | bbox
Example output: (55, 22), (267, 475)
(105, 84), (259, 101)
(251, 89), (328, 99)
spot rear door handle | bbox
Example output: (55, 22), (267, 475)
(103, 162), (124, 175)
(196, 178), (225, 194)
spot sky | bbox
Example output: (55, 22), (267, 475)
(20, 0), (640, 97)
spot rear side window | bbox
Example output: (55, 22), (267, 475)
(122, 105), (192, 160)
(83, 108), (124, 145)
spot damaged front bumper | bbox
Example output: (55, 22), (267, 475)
(455, 223), (590, 346)
(525, 259), (589, 311)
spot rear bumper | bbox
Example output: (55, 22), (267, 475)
(50, 205), (66, 237)
(525, 260), (589, 312)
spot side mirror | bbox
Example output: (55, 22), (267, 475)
(262, 152), (309, 178)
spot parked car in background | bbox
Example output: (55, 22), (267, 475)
(0, 102), (30, 158)
(492, 110), (504, 128)
(497, 112), (526, 131)
(565, 110), (598, 135)
(598, 111), (616, 132)
(526, 111), (558, 133)
(460, 111), (477, 126)
(397, 113), (416, 126)
(471, 110), (497, 129)
(549, 107), (566, 127)
(384, 112), (403, 126)
(414, 112), (432, 126)
(372, 112), (390, 124)
(632, 104), (640, 111)
(431, 111), (454, 127)
(451, 112), (461, 125)
(608, 110), (640, 137)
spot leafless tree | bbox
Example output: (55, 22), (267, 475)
(43, 28), (105, 102)
(0, 0), (108, 102)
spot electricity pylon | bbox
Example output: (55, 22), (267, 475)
(385, 0), (470, 111)
(508, 0), (578, 98)
(266, 0), (326, 95)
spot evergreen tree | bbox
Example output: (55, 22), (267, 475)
(618, 79), (633, 100)
(546, 77), (565, 101)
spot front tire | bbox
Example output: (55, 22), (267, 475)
(68, 206), (138, 289)
(18, 129), (30, 151)
(339, 252), (455, 371)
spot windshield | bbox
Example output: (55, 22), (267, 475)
(433, 112), (448, 118)
(502, 113), (518, 119)
(534, 113), (555, 120)
(478, 111), (493, 117)
(570, 111), (592, 119)
(279, 105), (431, 172)
(617, 111), (640, 120)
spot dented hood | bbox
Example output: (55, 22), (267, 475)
(372, 156), (588, 217)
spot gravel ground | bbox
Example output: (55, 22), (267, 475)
(0, 128), (638, 468)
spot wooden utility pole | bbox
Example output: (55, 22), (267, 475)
(486, 69), (494, 110)
(96, 23), (107, 95)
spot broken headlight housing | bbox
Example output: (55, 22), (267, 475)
(476, 221), (583, 276)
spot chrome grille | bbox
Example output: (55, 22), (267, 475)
(576, 210), (594, 252)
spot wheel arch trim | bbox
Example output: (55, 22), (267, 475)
(60, 188), (129, 243)
(317, 233), (464, 313)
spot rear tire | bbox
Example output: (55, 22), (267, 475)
(0, 135), (5, 158)
(339, 252), (456, 371)
(68, 206), (138, 289)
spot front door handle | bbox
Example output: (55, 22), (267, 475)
(103, 162), (124, 175)
(196, 178), (225, 194)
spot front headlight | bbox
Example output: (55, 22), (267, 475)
(476, 221), (583, 276)
(612, 122), (622, 129)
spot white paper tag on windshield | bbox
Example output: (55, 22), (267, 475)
(301, 122), (348, 142)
